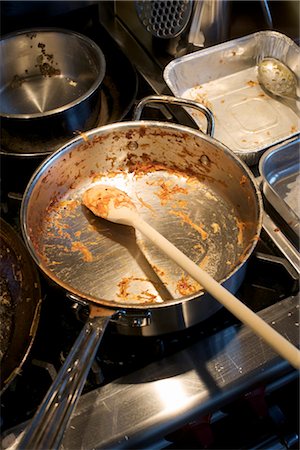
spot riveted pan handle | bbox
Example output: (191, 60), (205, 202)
(133, 95), (215, 137)
(18, 313), (112, 450)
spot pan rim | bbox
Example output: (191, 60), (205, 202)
(20, 120), (263, 311)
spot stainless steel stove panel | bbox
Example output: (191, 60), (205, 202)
(61, 295), (299, 449)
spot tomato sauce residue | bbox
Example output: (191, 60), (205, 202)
(71, 242), (93, 262)
(176, 274), (201, 296)
(116, 276), (162, 303)
(170, 210), (208, 241)
(235, 218), (246, 246)
(154, 181), (188, 206)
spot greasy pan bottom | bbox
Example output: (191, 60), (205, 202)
(22, 121), (261, 311)
(39, 170), (241, 305)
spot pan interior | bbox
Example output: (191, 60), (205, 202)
(23, 124), (260, 308)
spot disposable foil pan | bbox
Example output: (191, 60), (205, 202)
(259, 137), (300, 237)
(164, 31), (300, 165)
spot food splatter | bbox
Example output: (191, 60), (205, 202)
(154, 181), (188, 206)
(176, 274), (201, 296)
(170, 210), (208, 241)
(71, 242), (93, 262)
(116, 276), (163, 303)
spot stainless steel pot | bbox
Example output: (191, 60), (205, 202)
(0, 28), (106, 154)
(19, 96), (262, 449)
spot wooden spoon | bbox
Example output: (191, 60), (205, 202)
(82, 185), (300, 369)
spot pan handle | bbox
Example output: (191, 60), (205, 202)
(133, 95), (215, 137)
(18, 314), (111, 450)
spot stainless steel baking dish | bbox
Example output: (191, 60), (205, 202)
(164, 31), (300, 165)
(259, 137), (300, 236)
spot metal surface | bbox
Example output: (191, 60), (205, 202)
(0, 28), (106, 154)
(133, 94), (215, 135)
(257, 57), (300, 101)
(260, 137), (300, 237)
(164, 31), (300, 165)
(262, 212), (300, 276)
(187, 0), (230, 48)
(260, 0), (273, 29)
(0, 219), (42, 393)
(135, 0), (192, 39)
(0, 25), (137, 195)
(19, 100), (262, 448)
(21, 115), (262, 332)
(18, 315), (110, 450)
(60, 294), (299, 450)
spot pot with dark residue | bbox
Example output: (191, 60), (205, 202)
(0, 28), (106, 155)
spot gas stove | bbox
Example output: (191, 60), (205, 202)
(1, 229), (299, 449)
(1, 2), (299, 449)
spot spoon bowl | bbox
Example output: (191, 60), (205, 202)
(257, 57), (300, 102)
(82, 184), (300, 369)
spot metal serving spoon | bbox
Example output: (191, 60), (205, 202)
(82, 184), (300, 369)
(257, 57), (300, 102)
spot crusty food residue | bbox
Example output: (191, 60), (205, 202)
(136, 193), (156, 213)
(211, 222), (220, 234)
(117, 276), (163, 303)
(240, 175), (247, 186)
(170, 210), (208, 241)
(189, 85), (213, 111)
(71, 242), (93, 262)
(235, 218), (246, 246)
(176, 274), (201, 296)
(154, 181), (188, 206)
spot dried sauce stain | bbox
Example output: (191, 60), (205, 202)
(246, 80), (257, 87)
(240, 175), (247, 186)
(126, 155), (201, 182)
(235, 218), (246, 246)
(154, 181), (188, 206)
(116, 276), (162, 303)
(189, 85), (213, 111)
(211, 222), (220, 234)
(42, 197), (97, 263)
(174, 199), (188, 209)
(152, 265), (165, 277)
(176, 274), (201, 296)
(193, 243), (205, 253)
(237, 234), (260, 264)
(136, 194), (156, 213)
(59, 199), (80, 211)
(71, 242), (93, 262)
(170, 210), (208, 241)
(78, 131), (89, 142)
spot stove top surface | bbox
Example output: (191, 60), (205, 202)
(0, 3), (299, 449)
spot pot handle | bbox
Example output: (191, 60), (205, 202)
(17, 313), (111, 450)
(133, 95), (215, 137)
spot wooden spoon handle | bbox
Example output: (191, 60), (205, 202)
(134, 216), (300, 369)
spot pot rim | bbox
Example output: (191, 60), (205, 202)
(21, 119), (263, 310)
(0, 27), (106, 119)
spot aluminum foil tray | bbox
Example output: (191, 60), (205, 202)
(259, 137), (300, 237)
(164, 31), (300, 165)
